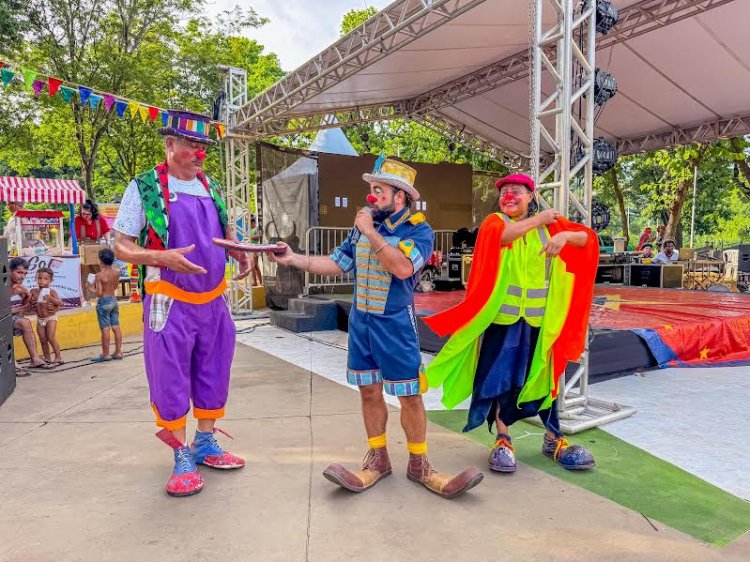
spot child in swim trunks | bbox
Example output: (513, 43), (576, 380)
(31, 267), (63, 366)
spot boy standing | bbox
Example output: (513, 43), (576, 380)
(30, 267), (63, 366)
(91, 248), (123, 362)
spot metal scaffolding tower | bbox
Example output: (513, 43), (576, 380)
(221, 66), (256, 314)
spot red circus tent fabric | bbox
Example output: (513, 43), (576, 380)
(0, 176), (86, 205)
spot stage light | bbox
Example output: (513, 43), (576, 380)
(591, 200), (611, 232)
(448, 141), (456, 152)
(592, 137), (617, 174)
(594, 68), (617, 106)
(594, 0), (619, 35)
(360, 132), (369, 143)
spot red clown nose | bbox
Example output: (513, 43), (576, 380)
(501, 192), (518, 205)
(196, 150), (207, 161)
(366, 194), (378, 204)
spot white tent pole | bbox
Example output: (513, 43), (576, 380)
(690, 165), (698, 248)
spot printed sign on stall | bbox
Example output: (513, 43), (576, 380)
(21, 255), (83, 308)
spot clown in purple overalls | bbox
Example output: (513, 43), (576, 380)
(114, 110), (251, 497)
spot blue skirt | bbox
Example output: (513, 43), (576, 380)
(464, 319), (560, 434)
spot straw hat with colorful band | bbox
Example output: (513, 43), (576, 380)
(362, 156), (421, 201)
(495, 173), (535, 193)
(158, 109), (216, 145)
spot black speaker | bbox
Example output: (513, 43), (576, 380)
(0, 314), (16, 407)
(739, 245), (750, 273)
(629, 265), (661, 288)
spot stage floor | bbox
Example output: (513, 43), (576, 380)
(414, 286), (750, 367)
(319, 285), (750, 370)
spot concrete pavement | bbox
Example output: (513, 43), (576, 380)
(1, 339), (748, 562)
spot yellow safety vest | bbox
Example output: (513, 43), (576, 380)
(493, 214), (551, 328)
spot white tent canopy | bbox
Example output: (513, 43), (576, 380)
(234, 0), (750, 165)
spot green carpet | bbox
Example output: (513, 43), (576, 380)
(428, 409), (750, 547)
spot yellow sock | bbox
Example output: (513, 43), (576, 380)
(367, 433), (387, 449)
(407, 441), (428, 455)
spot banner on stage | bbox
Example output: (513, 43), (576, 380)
(21, 255), (83, 308)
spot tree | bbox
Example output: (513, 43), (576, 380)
(0, 0), (30, 54)
(22, 0), (203, 199)
(2, 1), (284, 203)
(340, 6), (378, 35)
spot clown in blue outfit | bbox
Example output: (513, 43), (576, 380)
(268, 157), (483, 499)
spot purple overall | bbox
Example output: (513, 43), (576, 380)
(143, 192), (235, 429)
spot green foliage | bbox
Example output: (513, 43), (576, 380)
(0, 0), (283, 205)
(340, 7), (378, 35)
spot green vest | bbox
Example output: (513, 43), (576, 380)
(493, 214), (550, 328)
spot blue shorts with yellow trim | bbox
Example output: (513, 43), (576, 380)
(347, 306), (426, 397)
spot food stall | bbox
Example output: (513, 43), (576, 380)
(1, 176), (87, 308)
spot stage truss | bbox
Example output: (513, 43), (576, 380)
(221, 66), (256, 314)
(221, 0), (746, 430)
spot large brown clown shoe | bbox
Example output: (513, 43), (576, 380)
(323, 447), (393, 492)
(407, 454), (484, 499)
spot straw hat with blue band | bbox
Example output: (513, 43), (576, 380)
(158, 109), (216, 145)
(362, 156), (421, 201)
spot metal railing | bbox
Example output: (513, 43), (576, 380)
(302, 227), (457, 294)
(304, 227), (354, 295)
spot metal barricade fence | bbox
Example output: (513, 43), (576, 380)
(433, 230), (454, 261)
(304, 227), (355, 295)
(303, 227), (456, 294)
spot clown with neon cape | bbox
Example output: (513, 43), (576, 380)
(424, 173), (600, 473)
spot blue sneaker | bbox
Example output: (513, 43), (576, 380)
(542, 434), (595, 470)
(191, 429), (245, 470)
(156, 429), (204, 497)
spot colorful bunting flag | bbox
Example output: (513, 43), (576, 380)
(103, 94), (116, 112)
(21, 68), (37, 90)
(59, 86), (76, 103)
(32, 79), (46, 96)
(115, 100), (128, 118)
(48, 77), (63, 96)
(0, 61), (224, 135)
(1, 68), (14, 87)
(78, 86), (92, 106)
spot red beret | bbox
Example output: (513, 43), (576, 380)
(495, 173), (535, 193)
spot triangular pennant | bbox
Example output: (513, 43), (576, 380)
(161, 111), (169, 127)
(59, 86), (75, 103)
(138, 106), (149, 122)
(21, 68), (37, 90)
(103, 94), (116, 112)
(32, 79), (46, 96)
(88, 94), (102, 109)
(148, 106), (159, 122)
(215, 123), (225, 139)
(115, 100), (128, 118)
(78, 86), (92, 105)
(1, 68), (14, 87)
(128, 101), (139, 118)
(48, 77), (63, 96)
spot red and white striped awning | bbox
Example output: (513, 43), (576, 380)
(0, 176), (86, 204)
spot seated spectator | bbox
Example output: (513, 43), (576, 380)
(653, 240), (679, 263)
(10, 257), (51, 374)
(641, 243), (654, 263)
